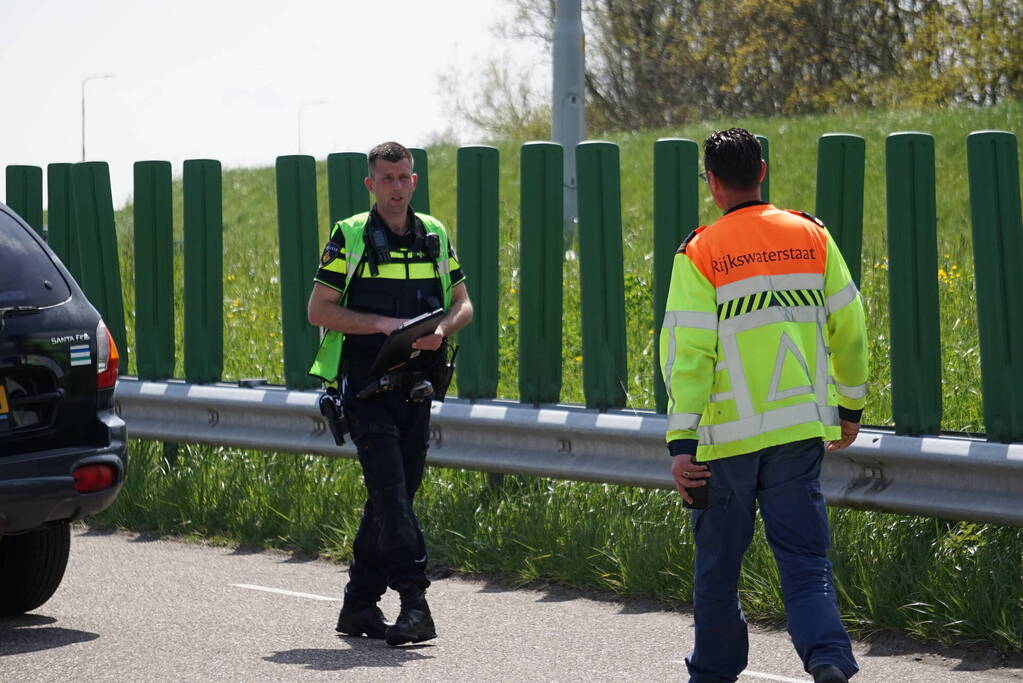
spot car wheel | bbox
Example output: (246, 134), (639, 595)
(0, 521), (71, 615)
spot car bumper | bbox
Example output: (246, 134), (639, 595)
(0, 412), (127, 534)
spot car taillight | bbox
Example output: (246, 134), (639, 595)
(96, 319), (119, 389)
(73, 463), (117, 493)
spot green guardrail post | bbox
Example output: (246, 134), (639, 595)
(967, 131), (1023, 443)
(519, 142), (564, 405)
(70, 161), (128, 370)
(456, 145), (499, 399)
(576, 141), (628, 410)
(815, 134), (866, 287)
(885, 132), (942, 435)
(276, 155), (322, 390)
(6, 165), (43, 235)
(183, 159), (223, 384)
(327, 152), (368, 226)
(756, 134), (770, 203)
(653, 138), (700, 414)
(410, 147), (430, 215)
(46, 163), (81, 279)
(133, 161), (175, 380)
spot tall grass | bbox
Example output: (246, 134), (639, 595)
(98, 101), (1023, 652)
(95, 441), (1023, 651)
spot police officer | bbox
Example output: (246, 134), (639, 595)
(660, 129), (867, 682)
(307, 141), (473, 646)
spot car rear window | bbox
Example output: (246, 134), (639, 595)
(0, 207), (71, 308)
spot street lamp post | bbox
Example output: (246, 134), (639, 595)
(298, 100), (330, 155)
(82, 73), (116, 161)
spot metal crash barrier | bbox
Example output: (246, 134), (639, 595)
(115, 378), (1023, 527)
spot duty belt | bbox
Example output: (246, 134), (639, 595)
(354, 370), (434, 402)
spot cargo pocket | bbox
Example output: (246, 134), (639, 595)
(691, 486), (732, 536)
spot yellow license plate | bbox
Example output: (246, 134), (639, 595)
(0, 385), (8, 416)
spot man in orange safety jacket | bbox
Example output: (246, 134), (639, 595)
(660, 128), (868, 683)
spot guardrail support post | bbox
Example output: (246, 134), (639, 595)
(967, 131), (1023, 443)
(5, 165), (43, 236)
(276, 155), (322, 390)
(133, 161), (175, 380)
(46, 163), (82, 280)
(71, 161), (129, 372)
(519, 142), (564, 405)
(885, 133), (942, 436)
(183, 159), (224, 384)
(456, 146), (500, 399)
(576, 141), (628, 410)
(653, 139), (700, 413)
(756, 134), (770, 203)
(410, 147), (431, 215)
(327, 152), (369, 226)
(815, 134), (866, 287)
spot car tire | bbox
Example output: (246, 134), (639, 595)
(0, 521), (71, 615)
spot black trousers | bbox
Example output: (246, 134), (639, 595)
(342, 369), (432, 601)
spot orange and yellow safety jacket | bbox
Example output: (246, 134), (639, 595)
(659, 202), (868, 461)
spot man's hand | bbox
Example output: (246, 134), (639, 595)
(410, 282), (472, 352)
(670, 454), (710, 506)
(376, 316), (405, 336)
(412, 329), (444, 351)
(827, 419), (860, 452)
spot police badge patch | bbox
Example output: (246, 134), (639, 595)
(321, 242), (340, 266)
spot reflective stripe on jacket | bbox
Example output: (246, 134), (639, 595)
(308, 211), (453, 383)
(659, 204), (868, 461)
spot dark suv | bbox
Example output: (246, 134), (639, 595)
(0, 202), (127, 615)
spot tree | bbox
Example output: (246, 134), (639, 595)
(894, 0), (1023, 106)
(452, 0), (1022, 138)
(440, 58), (551, 143)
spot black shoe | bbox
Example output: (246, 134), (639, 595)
(385, 590), (436, 646)
(811, 664), (848, 683)
(336, 603), (389, 639)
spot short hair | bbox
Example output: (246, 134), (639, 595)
(703, 128), (762, 190)
(368, 141), (414, 176)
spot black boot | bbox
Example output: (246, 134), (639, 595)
(336, 594), (389, 639)
(811, 664), (848, 683)
(385, 588), (436, 646)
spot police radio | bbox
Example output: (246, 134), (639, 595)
(365, 222), (391, 276)
(424, 232), (440, 261)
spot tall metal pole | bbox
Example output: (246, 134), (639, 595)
(552, 0), (585, 245)
(298, 100), (330, 154)
(81, 73), (115, 161)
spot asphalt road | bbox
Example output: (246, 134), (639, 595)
(1, 527), (1020, 682)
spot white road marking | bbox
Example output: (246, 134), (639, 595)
(742, 671), (808, 682)
(240, 584), (810, 682)
(230, 583), (339, 602)
(669, 664), (808, 682)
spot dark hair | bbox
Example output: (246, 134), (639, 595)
(703, 128), (762, 189)
(368, 141), (414, 176)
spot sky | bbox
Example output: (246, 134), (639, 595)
(0, 0), (542, 208)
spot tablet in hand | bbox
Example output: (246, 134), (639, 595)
(370, 308), (445, 373)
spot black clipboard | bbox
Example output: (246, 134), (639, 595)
(369, 308), (445, 374)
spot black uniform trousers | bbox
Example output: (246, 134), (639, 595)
(342, 367), (432, 602)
